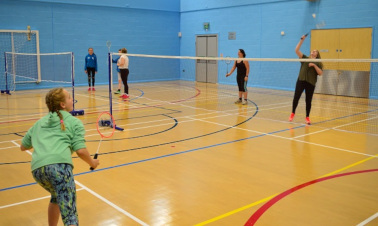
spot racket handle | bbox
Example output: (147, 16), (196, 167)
(89, 153), (98, 171)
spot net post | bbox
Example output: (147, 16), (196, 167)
(1, 52), (11, 95)
(70, 52), (84, 116)
(108, 52), (124, 131)
(72, 52), (75, 111)
(108, 52), (113, 115)
(35, 30), (41, 83)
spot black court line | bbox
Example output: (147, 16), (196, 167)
(2, 102), (378, 191)
(0, 100), (258, 166)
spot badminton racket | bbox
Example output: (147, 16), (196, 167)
(304, 19), (326, 37)
(106, 40), (112, 53)
(225, 56), (231, 74)
(90, 112), (116, 170)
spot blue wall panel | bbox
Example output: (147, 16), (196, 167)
(1, 0), (378, 98)
(0, 0), (180, 89)
(180, 0), (378, 98)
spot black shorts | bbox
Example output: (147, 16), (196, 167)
(237, 74), (247, 92)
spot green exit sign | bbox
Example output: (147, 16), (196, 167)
(203, 22), (210, 31)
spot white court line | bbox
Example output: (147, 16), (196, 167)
(11, 141), (148, 226)
(332, 128), (378, 137)
(0, 114), (46, 124)
(11, 140), (32, 155)
(75, 180), (148, 226)
(0, 112), (45, 121)
(3, 102), (291, 150)
(2, 99), (372, 148)
(87, 103), (292, 136)
(312, 98), (378, 111)
(3, 91), (377, 157)
(0, 188), (85, 209)
(185, 116), (377, 158)
(293, 115), (378, 139)
(0, 100), (255, 144)
(3, 98), (375, 160)
(357, 212), (378, 226)
(0, 145), (18, 151)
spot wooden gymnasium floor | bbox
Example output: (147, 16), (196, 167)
(1, 80), (377, 226)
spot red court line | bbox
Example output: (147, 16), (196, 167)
(245, 169), (378, 226)
(0, 87), (201, 125)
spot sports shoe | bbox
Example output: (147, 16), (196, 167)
(242, 100), (248, 105)
(289, 113), (295, 122)
(120, 94), (129, 99)
(305, 117), (311, 125)
(92, 87), (96, 91)
(114, 90), (121, 94)
(234, 99), (242, 104)
(88, 87), (91, 91)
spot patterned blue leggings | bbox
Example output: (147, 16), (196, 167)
(32, 163), (78, 226)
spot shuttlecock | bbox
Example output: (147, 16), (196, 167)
(312, 13), (316, 18)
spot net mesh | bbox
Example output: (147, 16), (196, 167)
(113, 53), (378, 96)
(4, 52), (73, 91)
(0, 31), (38, 93)
(109, 53), (378, 135)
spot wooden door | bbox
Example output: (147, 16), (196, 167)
(311, 29), (339, 70)
(338, 28), (372, 71)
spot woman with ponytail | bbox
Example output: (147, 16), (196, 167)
(289, 35), (323, 125)
(21, 88), (99, 226)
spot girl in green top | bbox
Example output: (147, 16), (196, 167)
(21, 88), (99, 226)
(289, 35), (323, 125)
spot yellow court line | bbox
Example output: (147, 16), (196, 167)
(195, 153), (378, 225)
(319, 154), (378, 178)
(193, 194), (277, 226)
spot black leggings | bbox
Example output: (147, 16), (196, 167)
(86, 67), (95, 87)
(292, 80), (315, 117)
(120, 69), (129, 94)
(237, 74), (247, 92)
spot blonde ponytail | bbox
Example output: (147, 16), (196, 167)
(45, 88), (66, 131)
(56, 110), (66, 131)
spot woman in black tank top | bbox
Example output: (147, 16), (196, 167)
(226, 49), (250, 105)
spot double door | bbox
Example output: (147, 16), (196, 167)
(196, 35), (218, 83)
(311, 28), (372, 97)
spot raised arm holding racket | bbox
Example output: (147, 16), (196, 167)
(289, 35), (323, 125)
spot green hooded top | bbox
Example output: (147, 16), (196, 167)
(22, 110), (86, 171)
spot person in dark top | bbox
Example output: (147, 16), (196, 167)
(84, 48), (98, 91)
(289, 35), (323, 125)
(226, 49), (250, 105)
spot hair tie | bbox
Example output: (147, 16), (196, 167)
(60, 120), (63, 124)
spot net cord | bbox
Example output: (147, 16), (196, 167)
(111, 53), (378, 63)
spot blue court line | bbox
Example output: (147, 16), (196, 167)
(311, 108), (378, 126)
(0, 182), (37, 192)
(79, 100), (259, 157)
(2, 103), (377, 192)
(0, 123), (305, 192)
(0, 100), (258, 192)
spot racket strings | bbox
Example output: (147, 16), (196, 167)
(97, 114), (115, 138)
